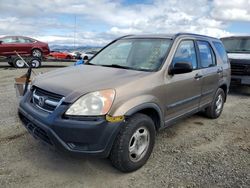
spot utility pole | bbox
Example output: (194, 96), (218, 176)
(74, 15), (76, 50)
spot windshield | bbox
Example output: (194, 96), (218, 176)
(89, 38), (172, 71)
(221, 38), (250, 53)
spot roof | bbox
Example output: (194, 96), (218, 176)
(122, 33), (219, 40)
(221, 36), (250, 39)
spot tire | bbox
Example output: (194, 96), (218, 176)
(8, 62), (14, 67)
(66, 55), (72, 59)
(32, 49), (42, 58)
(205, 88), (225, 119)
(13, 57), (26, 68)
(29, 57), (41, 68)
(110, 113), (156, 172)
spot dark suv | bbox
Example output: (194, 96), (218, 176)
(18, 33), (230, 172)
(221, 36), (250, 86)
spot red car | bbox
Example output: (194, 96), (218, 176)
(0, 36), (50, 58)
(49, 51), (73, 59)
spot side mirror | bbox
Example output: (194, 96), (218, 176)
(169, 62), (193, 75)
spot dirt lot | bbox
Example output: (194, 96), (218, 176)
(0, 62), (249, 188)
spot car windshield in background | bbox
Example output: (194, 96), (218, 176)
(89, 38), (172, 71)
(221, 38), (250, 53)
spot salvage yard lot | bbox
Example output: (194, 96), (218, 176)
(0, 62), (249, 188)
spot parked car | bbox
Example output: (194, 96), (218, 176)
(69, 51), (82, 59)
(221, 36), (250, 86)
(80, 51), (97, 60)
(0, 36), (50, 58)
(18, 33), (230, 172)
(48, 51), (73, 59)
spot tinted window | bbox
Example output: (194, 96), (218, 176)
(213, 41), (228, 64)
(242, 38), (250, 51)
(17, 37), (34, 43)
(172, 40), (197, 69)
(17, 37), (26, 43)
(1, 37), (18, 44)
(221, 37), (250, 53)
(197, 41), (216, 68)
(90, 38), (172, 71)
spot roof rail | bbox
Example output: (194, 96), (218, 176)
(173, 33), (218, 40)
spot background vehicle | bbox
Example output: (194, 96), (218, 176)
(19, 33), (230, 172)
(49, 51), (73, 59)
(80, 51), (97, 60)
(0, 36), (50, 58)
(221, 36), (250, 86)
(69, 51), (82, 59)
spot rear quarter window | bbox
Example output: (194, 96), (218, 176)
(213, 41), (228, 64)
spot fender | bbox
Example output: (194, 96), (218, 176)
(109, 95), (164, 128)
(125, 103), (164, 128)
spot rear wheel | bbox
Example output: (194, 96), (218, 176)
(29, 57), (41, 68)
(205, 88), (225, 119)
(110, 113), (156, 172)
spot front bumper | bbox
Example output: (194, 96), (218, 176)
(231, 75), (250, 86)
(18, 91), (124, 158)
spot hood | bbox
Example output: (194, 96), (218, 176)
(228, 53), (250, 60)
(33, 65), (150, 102)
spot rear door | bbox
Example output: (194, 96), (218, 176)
(165, 40), (203, 121)
(16, 37), (33, 54)
(196, 40), (222, 107)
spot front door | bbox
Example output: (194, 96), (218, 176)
(164, 40), (203, 121)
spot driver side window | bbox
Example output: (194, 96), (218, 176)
(172, 40), (197, 69)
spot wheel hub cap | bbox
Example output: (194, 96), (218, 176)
(33, 50), (41, 57)
(215, 94), (223, 114)
(129, 127), (150, 162)
(16, 60), (25, 67)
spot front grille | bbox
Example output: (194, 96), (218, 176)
(230, 59), (250, 76)
(19, 113), (52, 145)
(31, 87), (64, 113)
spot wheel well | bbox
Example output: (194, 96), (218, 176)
(32, 48), (41, 52)
(219, 84), (227, 101)
(135, 108), (161, 131)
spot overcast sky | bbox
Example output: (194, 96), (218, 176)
(0, 0), (250, 46)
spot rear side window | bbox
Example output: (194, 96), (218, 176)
(197, 41), (216, 68)
(172, 40), (197, 69)
(1, 37), (18, 44)
(213, 41), (228, 64)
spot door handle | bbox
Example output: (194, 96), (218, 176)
(194, 73), (203, 79)
(217, 67), (223, 73)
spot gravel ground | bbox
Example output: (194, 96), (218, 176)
(0, 62), (249, 188)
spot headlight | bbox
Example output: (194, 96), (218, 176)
(65, 89), (115, 116)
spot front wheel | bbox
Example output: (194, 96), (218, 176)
(110, 113), (156, 172)
(205, 88), (225, 119)
(13, 57), (26, 68)
(32, 49), (42, 57)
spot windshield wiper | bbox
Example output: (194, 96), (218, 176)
(87, 63), (152, 72)
(99, 64), (132, 70)
(86, 62), (97, 65)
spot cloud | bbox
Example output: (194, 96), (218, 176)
(211, 0), (250, 21)
(0, 0), (247, 46)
